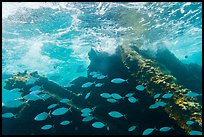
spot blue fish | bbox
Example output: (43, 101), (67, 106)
(29, 90), (42, 95)
(97, 75), (107, 79)
(107, 98), (119, 103)
(89, 71), (98, 76)
(92, 74), (101, 78)
(162, 93), (173, 99)
(153, 93), (161, 99)
(92, 122), (105, 128)
(52, 107), (71, 116)
(82, 116), (94, 122)
(186, 120), (195, 126)
(95, 83), (103, 87)
(47, 104), (58, 109)
(149, 104), (159, 109)
(128, 125), (137, 132)
(136, 85), (146, 91)
(34, 111), (51, 121)
(38, 94), (51, 100)
(159, 127), (173, 132)
(41, 124), (54, 130)
(149, 105), (157, 109)
(9, 88), (21, 92)
(186, 92), (201, 98)
(29, 85), (41, 91)
(125, 93), (135, 98)
(189, 130), (202, 135)
(108, 111), (127, 119)
(2, 112), (16, 118)
(155, 101), (167, 107)
(85, 91), (91, 100)
(23, 94), (44, 101)
(60, 98), (72, 103)
(142, 128), (156, 135)
(81, 108), (94, 114)
(128, 97), (139, 103)
(3, 100), (28, 108)
(60, 120), (72, 125)
(92, 122), (109, 131)
(81, 82), (95, 88)
(111, 93), (123, 100)
(100, 93), (111, 98)
(65, 83), (74, 87)
(111, 78), (128, 84)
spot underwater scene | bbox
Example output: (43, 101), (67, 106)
(2, 2), (202, 135)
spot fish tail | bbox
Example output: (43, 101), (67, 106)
(41, 84), (45, 90)
(126, 79), (129, 83)
(92, 106), (97, 111)
(25, 100), (31, 106)
(153, 125), (158, 130)
(37, 94), (45, 101)
(48, 110), (52, 118)
(69, 106), (72, 112)
(199, 93), (202, 96)
(14, 114), (18, 119)
(106, 126), (110, 131)
(124, 114), (128, 119)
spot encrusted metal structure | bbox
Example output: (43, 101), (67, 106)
(118, 45), (202, 134)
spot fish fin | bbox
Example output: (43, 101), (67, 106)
(124, 114), (128, 119)
(125, 79), (129, 83)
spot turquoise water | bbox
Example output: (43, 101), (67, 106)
(2, 2), (202, 135)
